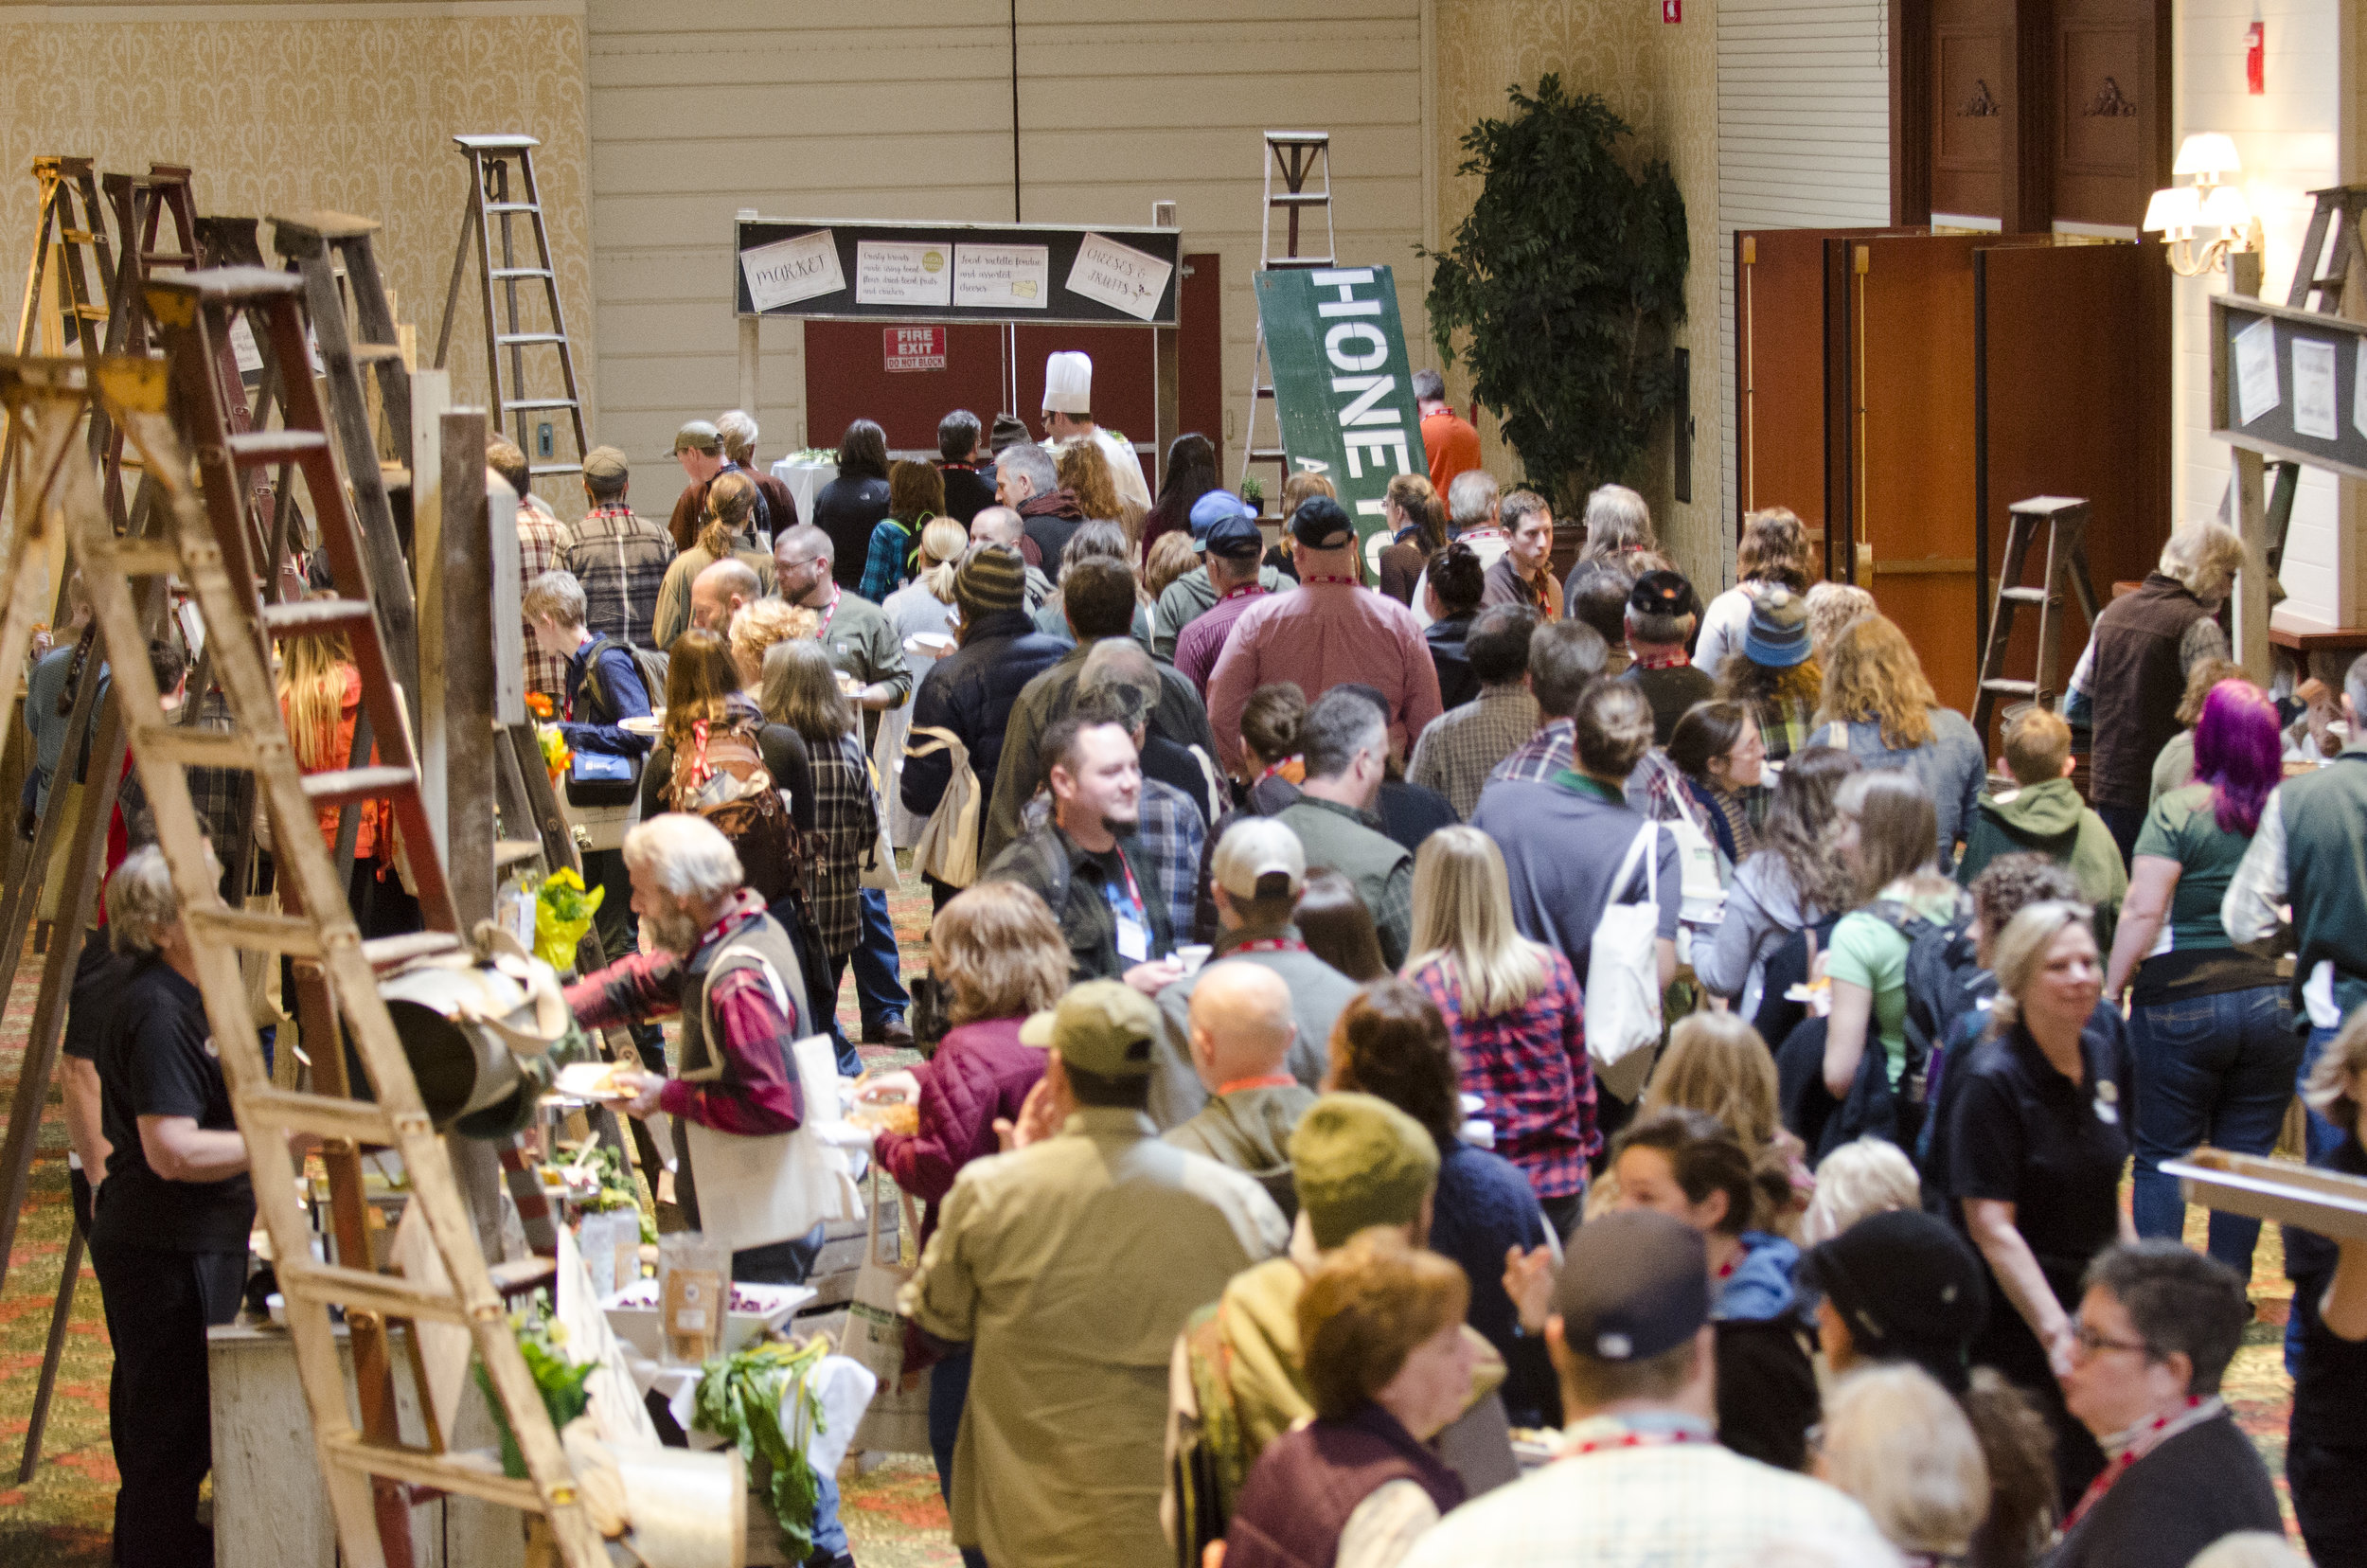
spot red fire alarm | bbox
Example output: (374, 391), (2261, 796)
(1663, 0), (1682, 21)
(2246, 20), (2265, 95)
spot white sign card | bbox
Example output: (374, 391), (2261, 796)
(228, 315), (263, 375)
(2233, 316), (2281, 426)
(855, 241), (952, 309)
(2355, 343), (2367, 439)
(954, 243), (1050, 309)
(1065, 232), (1174, 322)
(741, 230), (845, 312)
(2293, 338), (2340, 441)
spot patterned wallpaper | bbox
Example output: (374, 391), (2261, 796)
(0, 8), (594, 495)
(1433, 0), (1724, 589)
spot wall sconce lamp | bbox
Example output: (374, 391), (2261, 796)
(2144, 134), (2265, 276)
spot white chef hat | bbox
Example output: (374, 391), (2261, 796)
(1042, 350), (1093, 414)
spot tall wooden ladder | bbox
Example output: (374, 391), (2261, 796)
(92, 164), (203, 530)
(1237, 132), (1335, 506)
(1, 156), (116, 517)
(432, 135), (589, 491)
(89, 270), (604, 1567)
(1970, 494), (2102, 744)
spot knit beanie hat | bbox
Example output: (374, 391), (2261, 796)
(1743, 586), (1813, 668)
(1797, 1209), (1989, 1393)
(1290, 1093), (1440, 1249)
(954, 543), (1027, 621)
(989, 413), (1031, 454)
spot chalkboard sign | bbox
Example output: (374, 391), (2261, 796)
(2210, 294), (2367, 483)
(732, 218), (1182, 328)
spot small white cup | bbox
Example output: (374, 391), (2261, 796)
(1175, 944), (1214, 975)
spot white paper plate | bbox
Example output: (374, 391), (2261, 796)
(618, 715), (661, 737)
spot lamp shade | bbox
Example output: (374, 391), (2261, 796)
(2200, 183), (2253, 229)
(2144, 186), (2200, 234)
(2175, 133), (2243, 179)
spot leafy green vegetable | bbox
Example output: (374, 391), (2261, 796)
(692, 1337), (829, 1559)
(475, 1292), (598, 1479)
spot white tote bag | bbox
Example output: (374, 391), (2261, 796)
(1585, 823), (1664, 1100)
(904, 725), (982, 890)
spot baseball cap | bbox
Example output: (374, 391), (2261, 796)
(1290, 495), (1357, 549)
(1551, 1209), (1710, 1362)
(1743, 585), (1812, 668)
(1211, 817), (1307, 901)
(1628, 569), (1698, 621)
(581, 445), (629, 485)
(1019, 979), (1161, 1077)
(672, 419), (721, 455)
(1289, 1094), (1441, 1249)
(1190, 489), (1257, 544)
(1204, 513), (1265, 562)
(954, 543), (1027, 621)
(1797, 1210), (1989, 1392)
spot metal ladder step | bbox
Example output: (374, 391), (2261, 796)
(225, 428), (330, 465)
(483, 203), (542, 215)
(494, 332), (565, 345)
(503, 397), (578, 411)
(489, 267), (553, 279)
(1997, 586), (2056, 604)
(1981, 678), (2039, 696)
(1268, 194), (1332, 207)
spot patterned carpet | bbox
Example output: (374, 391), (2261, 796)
(0, 878), (2307, 1564)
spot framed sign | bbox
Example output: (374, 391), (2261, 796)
(735, 218), (1182, 327)
(2210, 294), (2367, 483)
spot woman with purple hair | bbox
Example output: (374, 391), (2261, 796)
(2102, 678), (2303, 1275)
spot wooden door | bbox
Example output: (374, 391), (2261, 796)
(1842, 231), (2043, 711)
(1973, 241), (2152, 742)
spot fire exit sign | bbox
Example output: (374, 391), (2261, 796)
(883, 326), (947, 372)
(1663, 0), (1681, 20)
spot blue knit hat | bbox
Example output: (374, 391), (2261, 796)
(1743, 586), (1812, 668)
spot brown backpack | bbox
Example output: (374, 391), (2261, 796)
(667, 726), (807, 911)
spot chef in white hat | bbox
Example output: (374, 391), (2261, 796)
(1041, 349), (1154, 513)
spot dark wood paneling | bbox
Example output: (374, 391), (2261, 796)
(1893, 0), (1936, 224)
(1931, 0), (2009, 221)
(1180, 252), (1224, 475)
(803, 322), (1009, 454)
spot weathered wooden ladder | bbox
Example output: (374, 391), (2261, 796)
(1970, 494), (2103, 744)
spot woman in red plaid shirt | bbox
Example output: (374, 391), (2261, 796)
(1402, 826), (1596, 1238)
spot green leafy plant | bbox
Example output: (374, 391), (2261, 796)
(475, 1292), (598, 1480)
(1239, 475), (1264, 508)
(694, 1336), (830, 1559)
(1425, 75), (1688, 512)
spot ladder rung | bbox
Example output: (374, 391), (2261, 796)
(237, 1086), (401, 1146)
(483, 203), (541, 215)
(1263, 257), (1337, 269)
(362, 931), (467, 968)
(144, 251), (197, 267)
(1981, 678), (2040, 696)
(489, 267), (553, 279)
(225, 429), (330, 465)
(1247, 447), (1289, 459)
(352, 343), (407, 363)
(134, 725), (252, 770)
(279, 1260), (472, 1326)
(1254, 387), (1275, 399)
(301, 765), (418, 808)
(496, 839), (543, 867)
(69, 304), (106, 321)
(493, 332), (564, 345)
(380, 467), (413, 491)
(1268, 193), (1331, 207)
(261, 597), (376, 634)
(104, 541), (180, 578)
(2310, 276), (2348, 294)
(489, 1257), (561, 1298)
(320, 1435), (545, 1514)
(1264, 132), (1331, 146)
(187, 904), (323, 955)
(526, 462), (583, 476)
(1997, 587), (2055, 603)
(502, 398), (577, 411)
(61, 229), (98, 244)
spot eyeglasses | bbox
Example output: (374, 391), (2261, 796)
(2071, 1323), (2154, 1359)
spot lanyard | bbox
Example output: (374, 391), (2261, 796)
(1233, 936), (1308, 955)
(1555, 1428), (1706, 1463)
(1102, 847), (1148, 927)
(1218, 582), (1265, 603)
(815, 584), (843, 638)
(2063, 1398), (2218, 1530)
(1300, 573), (1360, 588)
(1215, 1073), (1297, 1096)
(1257, 759), (1300, 786)
(1633, 650), (1692, 671)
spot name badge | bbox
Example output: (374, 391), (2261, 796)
(1115, 915), (1150, 964)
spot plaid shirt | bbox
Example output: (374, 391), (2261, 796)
(1409, 684), (1540, 818)
(1487, 719), (1692, 823)
(1019, 776), (1204, 945)
(1408, 949), (1594, 1199)
(562, 504), (675, 649)
(860, 517), (913, 604)
(806, 731), (881, 957)
(517, 502), (574, 701)
(1747, 691), (1817, 765)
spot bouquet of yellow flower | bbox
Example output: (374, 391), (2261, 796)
(533, 868), (603, 971)
(535, 722), (572, 784)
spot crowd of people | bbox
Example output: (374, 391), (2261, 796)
(60, 347), (2367, 1568)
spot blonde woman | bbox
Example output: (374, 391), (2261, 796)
(650, 470), (775, 649)
(1376, 472), (1446, 605)
(1815, 1364), (1990, 1564)
(883, 515), (969, 650)
(1696, 506), (1814, 681)
(726, 597), (810, 690)
(1812, 615), (1986, 868)
(1402, 825), (1593, 1234)
(1588, 1011), (1814, 1233)
(1805, 580), (1877, 664)
(1800, 1136), (1920, 1246)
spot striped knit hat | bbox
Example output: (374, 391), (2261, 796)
(954, 542), (1027, 620)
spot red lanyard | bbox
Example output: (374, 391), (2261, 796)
(815, 584), (843, 638)
(1257, 759), (1300, 786)
(1300, 573), (1360, 588)
(1215, 1073), (1297, 1096)
(1218, 582), (1264, 603)
(1633, 650), (1692, 671)
(2063, 1398), (2213, 1530)
(1555, 1428), (1706, 1463)
(1234, 936), (1308, 955)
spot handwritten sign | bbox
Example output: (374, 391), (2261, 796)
(856, 240), (952, 309)
(955, 243), (1049, 310)
(740, 230), (845, 312)
(1066, 232), (1174, 323)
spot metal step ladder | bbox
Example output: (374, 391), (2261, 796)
(1237, 132), (1335, 506)
(432, 134), (589, 489)
(54, 270), (606, 1567)
(1970, 494), (2102, 744)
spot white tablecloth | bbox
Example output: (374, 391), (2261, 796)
(770, 460), (836, 528)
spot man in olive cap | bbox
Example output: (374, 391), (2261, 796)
(900, 979), (1286, 1568)
(1164, 1093), (1517, 1557)
(561, 445), (676, 650)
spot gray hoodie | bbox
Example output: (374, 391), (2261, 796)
(1696, 851), (1827, 1018)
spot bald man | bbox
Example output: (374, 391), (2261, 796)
(689, 556), (761, 636)
(970, 504), (1054, 611)
(1162, 965), (1314, 1220)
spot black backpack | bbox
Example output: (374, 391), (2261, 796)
(1864, 893), (1983, 1115)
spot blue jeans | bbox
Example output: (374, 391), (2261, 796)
(2128, 984), (2301, 1274)
(851, 886), (909, 1033)
(928, 1345), (988, 1568)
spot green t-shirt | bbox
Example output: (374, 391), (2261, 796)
(1828, 881), (1965, 1086)
(2132, 783), (2249, 952)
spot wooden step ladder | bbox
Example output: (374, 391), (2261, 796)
(1970, 494), (2102, 744)
(1237, 132), (1335, 507)
(72, 270), (603, 1568)
(432, 135), (588, 489)
(0, 156), (116, 524)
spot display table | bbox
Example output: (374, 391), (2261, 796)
(768, 459), (835, 530)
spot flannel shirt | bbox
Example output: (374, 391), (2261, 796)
(984, 821), (1174, 981)
(1486, 720), (1692, 822)
(1408, 684), (1540, 819)
(1747, 691), (1818, 765)
(807, 730), (881, 958)
(517, 503), (573, 702)
(861, 517), (914, 603)
(562, 504), (675, 649)
(1019, 777), (1204, 944)
(562, 889), (804, 1135)
(185, 686), (255, 867)
(1408, 950), (1594, 1199)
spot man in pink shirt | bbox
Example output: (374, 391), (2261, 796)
(1206, 496), (1443, 777)
(1172, 509), (1272, 697)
